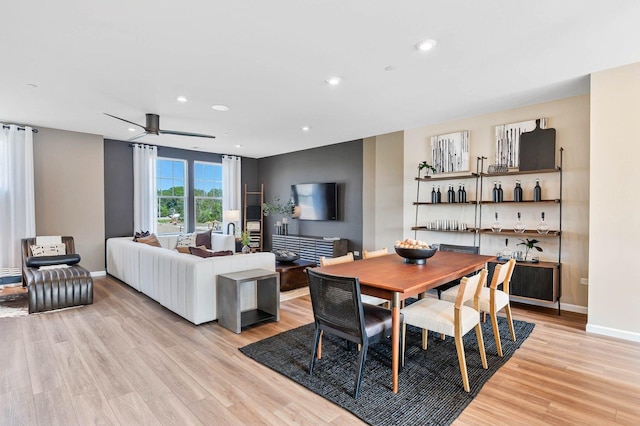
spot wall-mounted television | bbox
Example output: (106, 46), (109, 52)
(291, 182), (338, 221)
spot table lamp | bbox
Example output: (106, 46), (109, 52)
(223, 209), (240, 236)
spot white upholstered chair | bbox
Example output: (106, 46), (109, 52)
(441, 258), (516, 357)
(401, 270), (488, 392)
(320, 252), (387, 307)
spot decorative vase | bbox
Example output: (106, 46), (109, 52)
(242, 245), (251, 254)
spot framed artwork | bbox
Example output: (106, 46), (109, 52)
(495, 118), (546, 168)
(430, 130), (469, 173)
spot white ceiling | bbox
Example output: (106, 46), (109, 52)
(2, 1), (640, 159)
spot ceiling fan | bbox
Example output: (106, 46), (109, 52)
(104, 113), (216, 140)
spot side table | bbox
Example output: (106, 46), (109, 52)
(276, 260), (316, 292)
(217, 269), (280, 333)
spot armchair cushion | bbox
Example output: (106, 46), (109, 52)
(26, 254), (81, 267)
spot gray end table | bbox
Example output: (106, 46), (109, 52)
(217, 269), (280, 333)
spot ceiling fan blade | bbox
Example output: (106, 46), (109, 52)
(128, 132), (149, 141)
(104, 113), (145, 129)
(159, 129), (216, 139)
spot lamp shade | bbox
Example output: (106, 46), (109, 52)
(223, 209), (240, 222)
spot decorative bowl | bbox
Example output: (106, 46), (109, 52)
(394, 245), (438, 265)
(272, 249), (299, 263)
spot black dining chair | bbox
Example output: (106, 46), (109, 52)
(306, 268), (398, 399)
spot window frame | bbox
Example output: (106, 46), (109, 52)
(156, 157), (188, 235)
(193, 160), (223, 233)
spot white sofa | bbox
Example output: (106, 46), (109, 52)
(106, 234), (276, 325)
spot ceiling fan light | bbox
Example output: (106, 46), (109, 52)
(416, 39), (437, 52)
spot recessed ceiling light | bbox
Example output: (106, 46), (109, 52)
(192, 146), (201, 150)
(326, 77), (342, 85)
(223, 133), (230, 136)
(128, 127), (136, 132)
(384, 65), (396, 71)
(235, 144), (243, 148)
(176, 95), (188, 102)
(26, 83), (38, 88)
(416, 39), (437, 52)
(211, 104), (230, 111)
(302, 126), (311, 132)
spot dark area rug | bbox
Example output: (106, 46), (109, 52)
(240, 314), (534, 425)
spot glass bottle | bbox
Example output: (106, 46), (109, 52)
(534, 178), (542, 202)
(491, 212), (502, 232)
(461, 183), (467, 203)
(514, 212), (526, 233)
(492, 181), (499, 202)
(436, 185), (442, 203)
(431, 185), (437, 204)
(514, 180), (523, 202)
(502, 238), (512, 259)
(447, 184), (455, 203)
(537, 212), (550, 234)
(497, 181), (504, 202)
(457, 184), (464, 203)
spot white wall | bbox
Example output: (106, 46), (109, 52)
(589, 62), (640, 342)
(363, 132), (404, 255)
(403, 95), (590, 310)
(34, 127), (105, 273)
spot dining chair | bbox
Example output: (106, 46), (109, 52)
(362, 247), (387, 259)
(433, 244), (480, 298)
(401, 269), (488, 392)
(306, 268), (396, 398)
(320, 253), (387, 306)
(441, 258), (516, 357)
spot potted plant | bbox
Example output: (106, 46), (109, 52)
(263, 196), (295, 235)
(418, 161), (437, 178)
(517, 238), (542, 262)
(241, 231), (251, 254)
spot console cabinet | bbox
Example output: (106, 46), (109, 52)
(272, 235), (348, 265)
(488, 260), (559, 305)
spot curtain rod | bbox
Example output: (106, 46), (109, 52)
(2, 124), (38, 133)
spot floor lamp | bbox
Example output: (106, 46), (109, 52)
(223, 210), (240, 236)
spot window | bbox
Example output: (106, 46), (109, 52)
(194, 161), (223, 232)
(157, 158), (187, 234)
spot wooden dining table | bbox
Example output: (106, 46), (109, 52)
(315, 250), (495, 393)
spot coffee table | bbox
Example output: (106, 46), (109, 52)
(276, 259), (316, 291)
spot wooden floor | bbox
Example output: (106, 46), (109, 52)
(1, 276), (639, 425)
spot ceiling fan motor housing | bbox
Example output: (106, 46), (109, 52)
(146, 113), (160, 135)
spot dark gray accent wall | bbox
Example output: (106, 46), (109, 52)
(104, 139), (258, 239)
(257, 140), (363, 254)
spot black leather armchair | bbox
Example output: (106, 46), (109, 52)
(21, 236), (93, 313)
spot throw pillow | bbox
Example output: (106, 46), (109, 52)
(211, 250), (234, 257)
(176, 246), (191, 254)
(188, 246), (215, 258)
(30, 243), (66, 257)
(133, 231), (150, 241)
(177, 233), (196, 247)
(195, 231), (212, 250)
(136, 233), (162, 247)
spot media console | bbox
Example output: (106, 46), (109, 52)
(272, 235), (348, 264)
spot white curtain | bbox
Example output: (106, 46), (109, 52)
(222, 155), (241, 233)
(132, 144), (157, 234)
(0, 124), (36, 271)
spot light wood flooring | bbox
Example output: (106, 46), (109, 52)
(1, 276), (639, 425)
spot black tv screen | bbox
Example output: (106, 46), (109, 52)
(291, 182), (337, 221)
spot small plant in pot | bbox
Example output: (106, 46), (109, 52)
(241, 231), (251, 254)
(517, 238), (542, 262)
(418, 161), (437, 178)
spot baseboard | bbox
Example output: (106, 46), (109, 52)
(91, 271), (106, 277)
(586, 323), (640, 343)
(509, 296), (588, 315)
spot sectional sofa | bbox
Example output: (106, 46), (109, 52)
(106, 234), (276, 325)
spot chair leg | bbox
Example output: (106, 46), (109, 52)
(317, 330), (323, 359)
(310, 328), (322, 374)
(354, 343), (368, 399)
(490, 305), (503, 357)
(421, 329), (428, 350)
(454, 331), (470, 392)
(505, 304), (516, 341)
(401, 322), (407, 367)
(475, 323), (488, 369)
